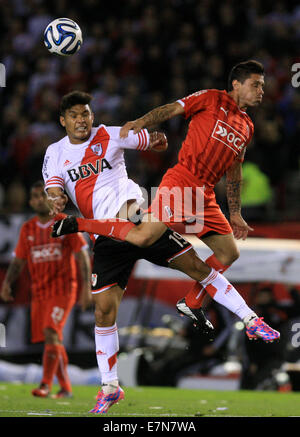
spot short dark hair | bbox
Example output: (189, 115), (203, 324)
(228, 60), (264, 91)
(30, 180), (44, 191)
(60, 91), (93, 115)
(30, 180), (45, 196)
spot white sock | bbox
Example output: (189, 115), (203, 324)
(243, 313), (258, 327)
(94, 324), (119, 390)
(200, 269), (257, 321)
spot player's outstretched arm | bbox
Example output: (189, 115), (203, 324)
(120, 102), (184, 138)
(226, 160), (254, 240)
(0, 257), (26, 302)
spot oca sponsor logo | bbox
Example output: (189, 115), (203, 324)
(212, 120), (246, 154)
(31, 244), (62, 263)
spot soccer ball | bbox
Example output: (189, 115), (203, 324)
(44, 18), (82, 56)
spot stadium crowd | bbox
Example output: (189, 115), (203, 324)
(0, 0), (299, 221)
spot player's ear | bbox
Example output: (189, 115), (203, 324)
(232, 79), (241, 91)
(60, 115), (66, 128)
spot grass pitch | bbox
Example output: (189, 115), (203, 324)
(0, 382), (299, 418)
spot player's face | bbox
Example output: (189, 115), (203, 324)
(29, 187), (50, 216)
(236, 74), (265, 107)
(60, 104), (94, 144)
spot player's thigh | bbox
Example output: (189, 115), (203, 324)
(143, 227), (209, 280)
(201, 232), (240, 265)
(133, 213), (167, 247)
(31, 300), (47, 343)
(35, 296), (75, 343)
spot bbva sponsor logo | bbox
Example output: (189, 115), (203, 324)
(67, 158), (112, 182)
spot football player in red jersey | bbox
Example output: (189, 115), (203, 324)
(0, 181), (92, 398)
(118, 59), (264, 319)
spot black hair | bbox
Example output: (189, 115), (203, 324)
(228, 60), (264, 91)
(30, 180), (44, 191)
(60, 90), (93, 116)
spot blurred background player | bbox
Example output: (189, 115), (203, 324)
(0, 180), (92, 398)
(119, 59), (264, 323)
(47, 91), (280, 413)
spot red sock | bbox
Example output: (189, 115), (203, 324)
(42, 344), (60, 389)
(56, 345), (72, 393)
(205, 254), (230, 274)
(76, 217), (135, 241)
(184, 255), (230, 309)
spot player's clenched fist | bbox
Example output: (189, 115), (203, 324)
(149, 131), (168, 152)
(47, 192), (68, 216)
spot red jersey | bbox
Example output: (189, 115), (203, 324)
(173, 89), (254, 187)
(14, 216), (88, 302)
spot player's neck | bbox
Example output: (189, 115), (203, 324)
(228, 91), (248, 112)
(68, 132), (91, 144)
(37, 214), (53, 224)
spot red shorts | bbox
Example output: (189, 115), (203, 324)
(149, 166), (232, 238)
(31, 294), (76, 343)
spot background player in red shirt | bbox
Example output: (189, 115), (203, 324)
(0, 181), (92, 398)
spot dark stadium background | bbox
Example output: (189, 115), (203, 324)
(0, 0), (299, 391)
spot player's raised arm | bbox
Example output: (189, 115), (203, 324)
(226, 159), (253, 240)
(120, 101), (184, 138)
(113, 126), (168, 152)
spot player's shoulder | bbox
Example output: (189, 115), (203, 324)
(19, 216), (38, 233)
(100, 124), (121, 138)
(187, 89), (224, 106)
(46, 135), (68, 154)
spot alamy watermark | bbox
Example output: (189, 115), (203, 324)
(0, 63), (6, 87)
(93, 182), (206, 234)
(0, 323), (5, 347)
(291, 323), (300, 348)
(291, 63), (300, 88)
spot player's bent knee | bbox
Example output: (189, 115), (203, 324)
(44, 327), (59, 344)
(215, 247), (240, 266)
(94, 306), (117, 326)
(224, 247), (240, 265)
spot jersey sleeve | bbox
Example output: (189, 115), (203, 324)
(107, 126), (150, 151)
(42, 144), (65, 192)
(14, 224), (28, 260)
(236, 119), (254, 163)
(67, 232), (89, 253)
(177, 89), (213, 119)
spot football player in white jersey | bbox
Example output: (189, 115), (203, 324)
(45, 91), (279, 414)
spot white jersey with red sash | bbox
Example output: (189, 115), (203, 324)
(42, 125), (150, 219)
